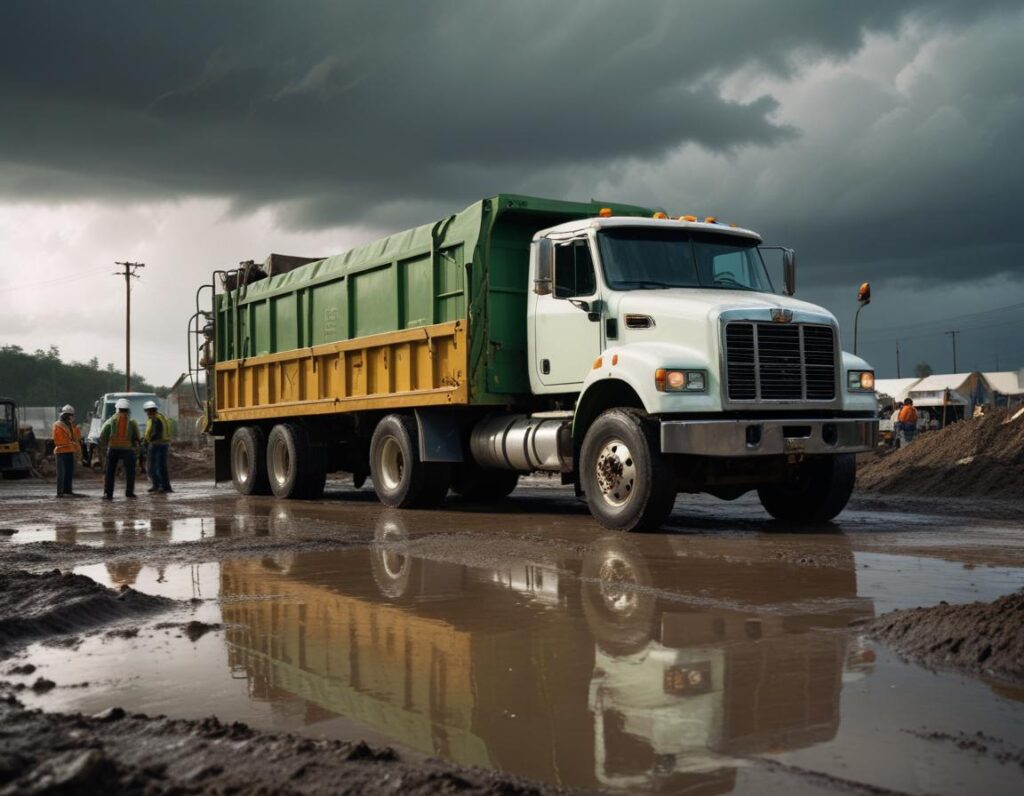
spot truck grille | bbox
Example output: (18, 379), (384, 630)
(724, 322), (836, 402)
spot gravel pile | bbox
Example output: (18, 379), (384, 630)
(866, 588), (1024, 686)
(857, 407), (1024, 498)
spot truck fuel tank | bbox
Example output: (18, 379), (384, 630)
(470, 414), (572, 473)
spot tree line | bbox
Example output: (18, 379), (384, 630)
(0, 345), (165, 416)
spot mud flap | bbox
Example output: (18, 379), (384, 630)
(213, 436), (231, 482)
(414, 408), (463, 463)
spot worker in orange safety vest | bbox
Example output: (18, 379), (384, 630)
(100, 398), (142, 500)
(897, 398), (919, 446)
(53, 405), (85, 498)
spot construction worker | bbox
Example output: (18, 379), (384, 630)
(898, 398), (919, 446)
(142, 400), (173, 493)
(100, 398), (141, 500)
(52, 405), (85, 498)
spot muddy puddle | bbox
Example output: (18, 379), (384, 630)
(7, 521), (1024, 795)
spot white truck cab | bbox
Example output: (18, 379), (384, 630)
(526, 214), (877, 529)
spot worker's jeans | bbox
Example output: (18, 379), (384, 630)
(104, 449), (136, 497)
(56, 452), (74, 495)
(903, 426), (917, 445)
(148, 444), (171, 492)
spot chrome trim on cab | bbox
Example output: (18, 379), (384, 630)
(717, 309), (841, 411)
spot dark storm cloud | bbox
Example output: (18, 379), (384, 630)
(1, 0), (1022, 288)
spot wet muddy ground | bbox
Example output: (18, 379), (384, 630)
(2, 476), (1023, 795)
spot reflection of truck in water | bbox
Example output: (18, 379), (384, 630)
(0, 397), (32, 479)
(218, 514), (874, 792)
(194, 195), (878, 530)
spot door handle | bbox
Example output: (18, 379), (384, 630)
(541, 359), (550, 374)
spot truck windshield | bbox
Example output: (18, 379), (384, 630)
(597, 228), (772, 292)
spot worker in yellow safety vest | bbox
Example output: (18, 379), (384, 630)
(52, 404), (85, 498)
(99, 398), (141, 500)
(142, 400), (173, 494)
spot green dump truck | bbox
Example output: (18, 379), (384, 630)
(189, 194), (877, 530)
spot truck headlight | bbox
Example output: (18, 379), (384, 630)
(847, 370), (875, 392)
(655, 369), (707, 392)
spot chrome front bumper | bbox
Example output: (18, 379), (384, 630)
(660, 418), (877, 457)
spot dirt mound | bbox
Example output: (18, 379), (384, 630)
(167, 445), (214, 479)
(0, 694), (571, 796)
(866, 588), (1024, 686)
(858, 407), (1024, 498)
(0, 570), (172, 657)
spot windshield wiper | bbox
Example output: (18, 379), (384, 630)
(614, 280), (675, 289)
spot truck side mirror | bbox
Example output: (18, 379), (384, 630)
(534, 239), (553, 295)
(783, 249), (796, 296)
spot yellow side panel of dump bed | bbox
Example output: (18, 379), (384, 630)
(214, 320), (468, 422)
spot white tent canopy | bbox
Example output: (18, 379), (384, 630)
(874, 378), (922, 404)
(982, 370), (1024, 397)
(908, 373), (977, 407)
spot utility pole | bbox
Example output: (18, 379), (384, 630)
(944, 330), (959, 373)
(895, 340), (901, 378)
(114, 261), (145, 391)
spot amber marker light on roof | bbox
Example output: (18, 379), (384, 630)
(599, 207), (613, 217)
(653, 211), (668, 219)
(704, 216), (716, 223)
(680, 215), (697, 222)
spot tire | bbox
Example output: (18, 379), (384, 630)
(266, 422), (325, 499)
(370, 516), (416, 600)
(757, 453), (856, 524)
(369, 414), (450, 508)
(450, 462), (519, 501)
(231, 426), (270, 496)
(580, 409), (676, 532)
(581, 536), (656, 655)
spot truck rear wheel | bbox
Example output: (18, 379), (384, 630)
(580, 409), (676, 532)
(757, 453), (856, 524)
(231, 426), (270, 496)
(370, 414), (450, 508)
(450, 462), (519, 501)
(267, 422), (326, 500)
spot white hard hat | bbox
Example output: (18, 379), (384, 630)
(61, 404), (75, 414)
(115, 398), (131, 410)
(143, 400), (158, 410)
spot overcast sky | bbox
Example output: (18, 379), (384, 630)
(1, 0), (1022, 385)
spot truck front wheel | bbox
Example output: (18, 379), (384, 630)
(231, 426), (271, 496)
(370, 414), (450, 508)
(266, 423), (326, 500)
(580, 409), (676, 532)
(757, 453), (856, 524)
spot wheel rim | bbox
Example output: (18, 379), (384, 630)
(594, 438), (636, 507)
(269, 436), (290, 488)
(232, 440), (250, 485)
(597, 554), (640, 616)
(379, 436), (404, 491)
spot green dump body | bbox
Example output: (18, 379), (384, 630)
(214, 194), (656, 405)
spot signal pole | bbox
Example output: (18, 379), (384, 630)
(114, 261), (145, 391)
(895, 340), (901, 378)
(944, 330), (960, 373)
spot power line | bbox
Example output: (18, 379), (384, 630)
(0, 267), (111, 295)
(859, 300), (1024, 338)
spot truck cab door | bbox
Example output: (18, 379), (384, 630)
(534, 239), (602, 387)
